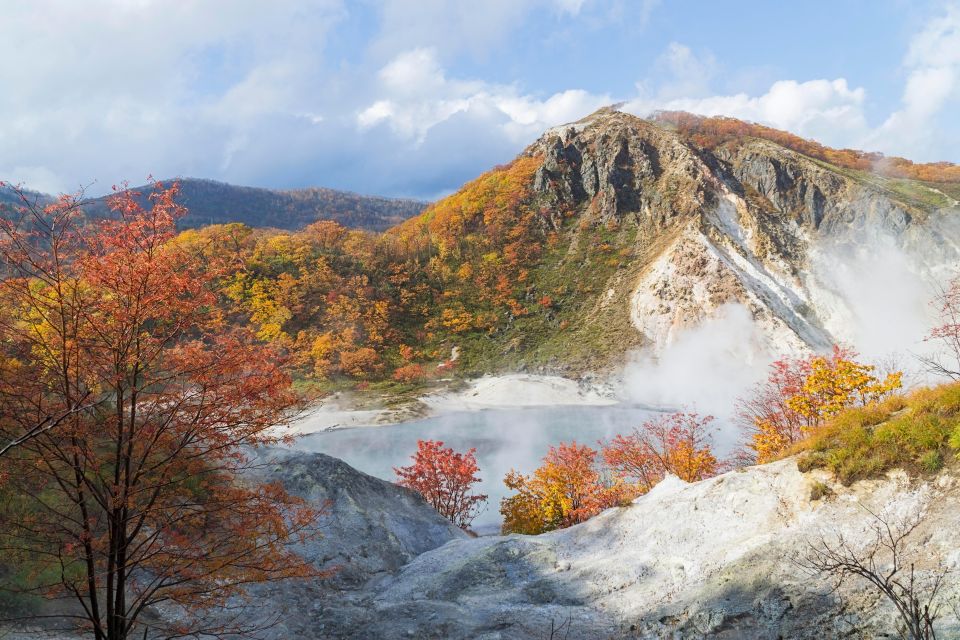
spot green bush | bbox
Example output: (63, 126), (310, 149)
(794, 382), (960, 485)
(919, 450), (944, 473)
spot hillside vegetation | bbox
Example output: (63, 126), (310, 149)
(10, 109), (957, 394)
(173, 109), (960, 391)
(180, 155), (641, 391)
(795, 382), (960, 484)
(655, 110), (960, 183)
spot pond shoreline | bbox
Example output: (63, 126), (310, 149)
(290, 373), (622, 435)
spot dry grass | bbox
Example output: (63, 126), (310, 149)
(793, 382), (960, 485)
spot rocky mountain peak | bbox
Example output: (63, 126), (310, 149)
(520, 107), (960, 356)
(525, 108), (718, 226)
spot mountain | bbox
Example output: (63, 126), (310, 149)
(1, 179), (427, 232)
(190, 107), (960, 384)
(521, 107), (960, 361)
(0, 185), (53, 210)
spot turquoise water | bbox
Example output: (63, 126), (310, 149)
(294, 404), (666, 532)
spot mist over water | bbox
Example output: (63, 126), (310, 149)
(621, 304), (773, 452)
(294, 223), (960, 532)
(296, 405), (666, 533)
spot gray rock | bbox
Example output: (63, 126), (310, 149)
(253, 450), (468, 589)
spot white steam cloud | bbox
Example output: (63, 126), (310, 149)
(620, 304), (771, 453)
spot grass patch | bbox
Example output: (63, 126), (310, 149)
(794, 383), (960, 485)
(802, 156), (952, 213)
(809, 480), (832, 501)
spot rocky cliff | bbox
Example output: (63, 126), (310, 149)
(522, 108), (960, 360)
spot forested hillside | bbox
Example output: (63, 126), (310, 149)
(2, 178), (426, 232)
(7, 110), (959, 392)
(175, 109), (960, 392)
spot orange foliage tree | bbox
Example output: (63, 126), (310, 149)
(602, 412), (721, 493)
(392, 363), (427, 383)
(394, 440), (487, 530)
(179, 156), (556, 384)
(656, 111), (960, 183)
(738, 346), (902, 463)
(500, 441), (629, 535)
(0, 184), (318, 640)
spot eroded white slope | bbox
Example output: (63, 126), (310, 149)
(370, 460), (960, 639)
(630, 192), (959, 361)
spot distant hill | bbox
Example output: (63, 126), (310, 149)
(88, 179), (428, 231)
(1, 179), (427, 232)
(0, 185), (53, 210)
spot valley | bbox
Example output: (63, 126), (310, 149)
(3, 108), (960, 639)
(8, 5), (960, 639)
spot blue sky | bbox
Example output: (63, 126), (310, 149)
(2, 0), (958, 199)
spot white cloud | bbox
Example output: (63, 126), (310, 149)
(379, 48), (449, 94)
(625, 78), (870, 149)
(356, 48), (611, 145)
(0, 0), (956, 203)
(620, 5), (960, 162)
(0, 0), (345, 193)
(371, 1), (538, 60)
(651, 42), (718, 99)
(869, 5), (960, 158)
(554, 0), (591, 15)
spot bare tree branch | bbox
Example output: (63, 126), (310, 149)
(797, 507), (948, 640)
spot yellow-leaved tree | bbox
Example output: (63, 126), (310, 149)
(739, 346), (902, 463)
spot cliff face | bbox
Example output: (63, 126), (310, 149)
(523, 109), (960, 358)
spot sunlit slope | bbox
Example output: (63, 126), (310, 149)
(179, 109), (960, 383)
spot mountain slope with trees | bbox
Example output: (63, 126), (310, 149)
(180, 108), (960, 390)
(1, 178), (426, 232)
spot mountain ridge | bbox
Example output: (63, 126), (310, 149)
(158, 108), (960, 386)
(8, 110), (958, 381)
(0, 177), (428, 232)
(516, 107), (959, 362)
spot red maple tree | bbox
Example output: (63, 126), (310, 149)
(603, 412), (721, 491)
(0, 183), (319, 640)
(394, 439), (487, 530)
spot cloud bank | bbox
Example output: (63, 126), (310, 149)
(1, 1), (959, 199)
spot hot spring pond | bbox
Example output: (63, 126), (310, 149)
(294, 404), (667, 533)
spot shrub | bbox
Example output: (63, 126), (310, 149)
(809, 480), (832, 501)
(602, 413), (721, 490)
(395, 440), (487, 530)
(393, 363), (427, 383)
(738, 346), (902, 464)
(919, 450), (944, 474)
(500, 442), (628, 535)
(794, 382), (960, 485)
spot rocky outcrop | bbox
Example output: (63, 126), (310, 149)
(10, 452), (958, 639)
(524, 108), (960, 356)
(255, 450), (467, 588)
(528, 108), (719, 230)
(316, 460), (960, 639)
(212, 450), (469, 639)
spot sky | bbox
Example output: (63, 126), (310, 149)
(2, 0), (959, 200)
